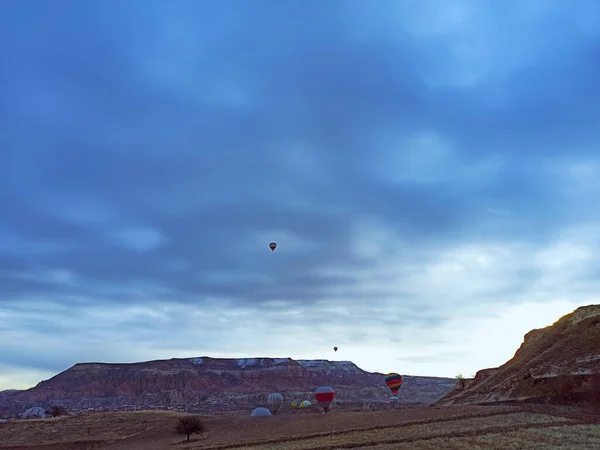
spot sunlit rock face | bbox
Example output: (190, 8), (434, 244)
(436, 304), (600, 406)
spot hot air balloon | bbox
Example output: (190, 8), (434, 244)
(314, 386), (335, 412)
(267, 393), (283, 414)
(299, 400), (312, 408)
(333, 346), (338, 352)
(384, 373), (403, 396)
(250, 407), (272, 417)
(290, 399), (300, 408)
(269, 242), (277, 251)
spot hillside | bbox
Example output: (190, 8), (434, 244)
(437, 304), (600, 406)
(0, 357), (455, 417)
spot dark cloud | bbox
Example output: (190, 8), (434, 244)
(1, 0), (600, 384)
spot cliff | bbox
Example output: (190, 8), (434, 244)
(437, 304), (600, 406)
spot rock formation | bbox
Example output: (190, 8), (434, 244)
(0, 357), (455, 417)
(437, 304), (600, 406)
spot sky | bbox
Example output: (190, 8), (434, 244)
(1, 0), (600, 390)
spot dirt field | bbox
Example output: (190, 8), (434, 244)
(1, 404), (598, 450)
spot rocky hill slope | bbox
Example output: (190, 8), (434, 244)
(437, 304), (600, 406)
(0, 357), (455, 417)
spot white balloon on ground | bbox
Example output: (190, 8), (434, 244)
(21, 407), (47, 419)
(250, 407), (272, 417)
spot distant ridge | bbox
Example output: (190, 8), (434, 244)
(0, 356), (455, 417)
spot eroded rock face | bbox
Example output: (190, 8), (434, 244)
(436, 304), (600, 406)
(0, 357), (456, 416)
(571, 305), (600, 325)
(473, 368), (499, 385)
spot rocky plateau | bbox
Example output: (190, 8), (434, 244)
(0, 357), (455, 417)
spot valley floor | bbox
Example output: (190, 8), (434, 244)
(1, 404), (599, 450)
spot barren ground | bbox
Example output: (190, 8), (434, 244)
(1, 404), (599, 450)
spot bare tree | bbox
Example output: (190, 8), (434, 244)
(175, 416), (205, 442)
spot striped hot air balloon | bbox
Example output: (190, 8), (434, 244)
(384, 373), (403, 396)
(314, 386), (335, 412)
(267, 393), (283, 414)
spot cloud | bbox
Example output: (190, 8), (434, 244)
(1, 0), (600, 388)
(110, 227), (167, 252)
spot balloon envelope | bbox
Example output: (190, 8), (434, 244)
(269, 242), (277, 251)
(250, 407), (272, 417)
(300, 400), (312, 408)
(333, 346), (338, 352)
(267, 393), (283, 414)
(314, 386), (335, 411)
(385, 373), (403, 396)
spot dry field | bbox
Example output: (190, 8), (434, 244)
(1, 404), (598, 450)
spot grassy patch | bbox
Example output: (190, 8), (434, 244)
(223, 413), (571, 450)
(0, 411), (185, 447)
(373, 423), (600, 449)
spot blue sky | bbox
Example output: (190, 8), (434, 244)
(1, 0), (600, 389)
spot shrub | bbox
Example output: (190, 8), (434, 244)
(46, 406), (68, 417)
(175, 416), (205, 441)
(360, 402), (374, 412)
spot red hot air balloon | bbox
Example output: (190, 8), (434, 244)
(333, 347), (338, 352)
(314, 386), (335, 412)
(269, 242), (277, 251)
(384, 373), (403, 396)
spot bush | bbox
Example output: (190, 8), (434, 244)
(455, 373), (466, 390)
(46, 406), (68, 417)
(360, 402), (374, 412)
(175, 416), (205, 441)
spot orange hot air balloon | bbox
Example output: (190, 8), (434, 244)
(269, 242), (277, 251)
